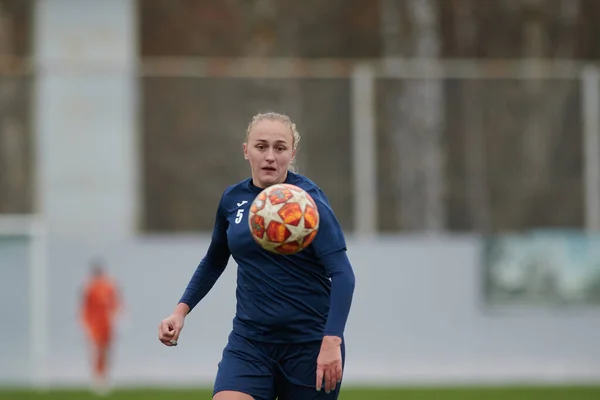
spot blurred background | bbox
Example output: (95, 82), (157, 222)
(1, 0), (600, 398)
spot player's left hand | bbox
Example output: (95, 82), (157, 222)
(316, 336), (343, 394)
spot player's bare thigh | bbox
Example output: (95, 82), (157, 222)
(213, 390), (255, 400)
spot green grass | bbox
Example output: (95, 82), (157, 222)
(2, 387), (600, 400)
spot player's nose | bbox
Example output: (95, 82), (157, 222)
(265, 149), (275, 161)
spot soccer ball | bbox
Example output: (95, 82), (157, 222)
(248, 183), (320, 255)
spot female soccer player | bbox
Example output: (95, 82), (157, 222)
(158, 112), (356, 400)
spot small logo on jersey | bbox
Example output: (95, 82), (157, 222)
(237, 201), (248, 207)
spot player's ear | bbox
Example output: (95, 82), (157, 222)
(243, 143), (249, 160)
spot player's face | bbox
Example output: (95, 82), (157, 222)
(244, 119), (296, 188)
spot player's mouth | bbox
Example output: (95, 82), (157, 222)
(262, 166), (277, 172)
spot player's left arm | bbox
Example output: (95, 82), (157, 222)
(110, 281), (123, 320)
(321, 250), (355, 339)
(318, 250), (355, 392)
(311, 192), (356, 392)
(310, 191), (356, 338)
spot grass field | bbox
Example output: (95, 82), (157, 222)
(2, 387), (600, 400)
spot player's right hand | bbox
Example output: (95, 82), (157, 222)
(158, 314), (185, 347)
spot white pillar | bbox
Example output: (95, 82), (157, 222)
(581, 65), (600, 232)
(351, 64), (377, 236)
(34, 0), (138, 237)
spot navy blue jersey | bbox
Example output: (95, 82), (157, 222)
(180, 171), (355, 343)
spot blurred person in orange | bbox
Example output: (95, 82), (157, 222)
(80, 258), (122, 395)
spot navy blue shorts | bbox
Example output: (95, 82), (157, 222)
(213, 331), (346, 400)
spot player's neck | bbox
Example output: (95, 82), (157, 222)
(252, 171), (289, 189)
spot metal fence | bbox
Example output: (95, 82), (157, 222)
(139, 58), (600, 235)
(0, 57), (598, 234)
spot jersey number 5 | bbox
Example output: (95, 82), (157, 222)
(235, 209), (244, 224)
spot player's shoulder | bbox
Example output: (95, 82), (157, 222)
(287, 172), (329, 204)
(85, 278), (103, 294)
(104, 276), (118, 289)
(220, 178), (252, 197)
(217, 178), (255, 210)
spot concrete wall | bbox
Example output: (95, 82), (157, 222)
(3, 235), (600, 387)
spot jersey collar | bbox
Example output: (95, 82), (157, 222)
(247, 171), (296, 193)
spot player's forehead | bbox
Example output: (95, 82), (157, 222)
(248, 119), (293, 144)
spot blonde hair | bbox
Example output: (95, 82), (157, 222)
(245, 112), (301, 172)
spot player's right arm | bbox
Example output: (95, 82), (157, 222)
(80, 286), (92, 325)
(159, 194), (231, 347)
